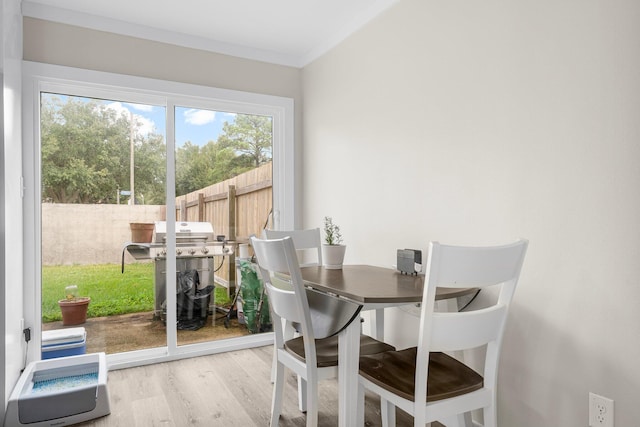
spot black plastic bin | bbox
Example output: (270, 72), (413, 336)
(162, 269), (214, 331)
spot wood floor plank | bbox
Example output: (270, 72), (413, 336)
(73, 346), (445, 426)
(131, 394), (176, 427)
(207, 351), (274, 425)
(172, 356), (259, 426)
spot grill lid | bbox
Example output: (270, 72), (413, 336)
(153, 221), (214, 243)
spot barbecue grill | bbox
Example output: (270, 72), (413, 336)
(122, 221), (232, 319)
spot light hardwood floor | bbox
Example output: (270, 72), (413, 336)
(74, 345), (441, 427)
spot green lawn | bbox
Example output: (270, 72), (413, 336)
(42, 263), (231, 322)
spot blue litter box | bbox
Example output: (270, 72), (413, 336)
(41, 327), (86, 359)
(4, 352), (110, 426)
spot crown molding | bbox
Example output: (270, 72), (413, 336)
(22, 0), (398, 68)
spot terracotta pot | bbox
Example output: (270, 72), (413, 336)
(130, 223), (154, 243)
(58, 297), (91, 326)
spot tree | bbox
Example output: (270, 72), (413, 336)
(217, 114), (272, 168)
(133, 130), (166, 204)
(175, 140), (239, 196)
(174, 114), (273, 196)
(41, 95), (274, 201)
(40, 94), (166, 204)
(175, 141), (207, 196)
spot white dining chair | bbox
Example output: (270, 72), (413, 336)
(251, 236), (395, 427)
(356, 239), (528, 427)
(263, 228), (323, 267)
(262, 228), (324, 408)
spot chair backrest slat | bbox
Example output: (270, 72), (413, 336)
(263, 228), (323, 267)
(429, 241), (527, 288)
(264, 282), (304, 325)
(429, 305), (507, 352)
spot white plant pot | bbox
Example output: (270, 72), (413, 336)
(322, 244), (346, 269)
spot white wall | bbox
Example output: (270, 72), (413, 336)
(0, 70), (5, 427)
(41, 204), (164, 265)
(302, 0), (640, 426)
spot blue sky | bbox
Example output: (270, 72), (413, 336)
(122, 103), (237, 148)
(175, 107), (237, 148)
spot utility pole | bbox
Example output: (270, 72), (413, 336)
(129, 110), (135, 205)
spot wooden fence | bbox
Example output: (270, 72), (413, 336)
(175, 162), (272, 240)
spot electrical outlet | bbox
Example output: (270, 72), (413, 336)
(589, 392), (614, 427)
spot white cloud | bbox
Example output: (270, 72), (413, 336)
(133, 116), (155, 136)
(184, 109), (216, 125)
(105, 102), (156, 136)
(104, 101), (127, 115)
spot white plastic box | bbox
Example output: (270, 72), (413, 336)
(41, 327), (86, 359)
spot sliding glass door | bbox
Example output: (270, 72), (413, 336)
(23, 62), (293, 366)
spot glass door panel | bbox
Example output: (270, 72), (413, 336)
(40, 92), (167, 355)
(173, 106), (273, 346)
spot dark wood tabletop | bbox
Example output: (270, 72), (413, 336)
(299, 265), (475, 304)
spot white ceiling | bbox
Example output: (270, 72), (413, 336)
(22, 0), (398, 68)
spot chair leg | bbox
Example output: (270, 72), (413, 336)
(270, 361), (285, 427)
(271, 346), (276, 383)
(298, 376), (308, 412)
(380, 397), (395, 427)
(484, 404), (497, 427)
(272, 318), (292, 383)
(305, 375), (318, 427)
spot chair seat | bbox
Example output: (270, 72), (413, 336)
(285, 334), (395, 368)
(359, 347), (484, 402)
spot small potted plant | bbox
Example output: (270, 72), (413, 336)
(322, 216), (346, 269)
(58, 285), (91, 326)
